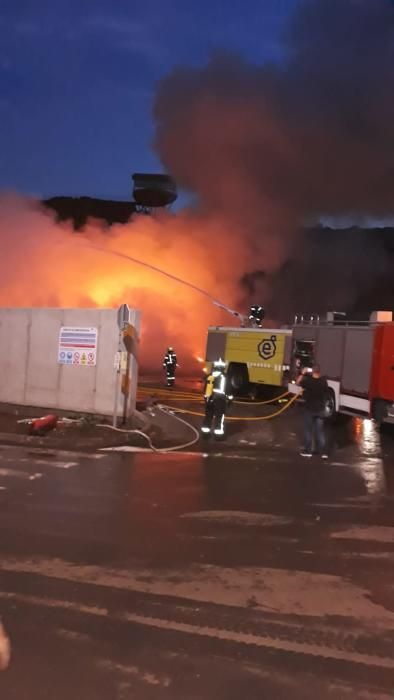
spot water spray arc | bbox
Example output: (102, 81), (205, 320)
(80, 241), (245, 322)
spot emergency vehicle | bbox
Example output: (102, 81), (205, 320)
(288, 311), (394, 425)
(205, 326), (292, 394)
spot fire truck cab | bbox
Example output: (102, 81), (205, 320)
(288, 311), (394, 425)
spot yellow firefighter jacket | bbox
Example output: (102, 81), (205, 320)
(204, 373), (215, 400)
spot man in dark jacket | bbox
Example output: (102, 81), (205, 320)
(297, 364), (329, 458)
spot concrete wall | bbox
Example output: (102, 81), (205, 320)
(0, 307), (140, 416)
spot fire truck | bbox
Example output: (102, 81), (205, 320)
(288, 311), (394, 425)
(205, 326), (292, 394)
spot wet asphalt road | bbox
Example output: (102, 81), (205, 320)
(0, 407), (394, 699)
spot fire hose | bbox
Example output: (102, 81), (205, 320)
(97, 406), (200, 452)
(161, 393), (299, 421)
(138, 387), (291, 406)
(97, 394), (298, 453)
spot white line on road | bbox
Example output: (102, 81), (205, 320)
(100, 447), (259, 461)
(1, 591), (393, 670)
(32, 460), (78, 469)
(0, 458), (78, 470)
(0, 468), (43, 481)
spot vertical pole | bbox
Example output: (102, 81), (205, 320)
(112, 328), (122, 428)
(128, 311), (140, 415)
(122, 351), (131, 425)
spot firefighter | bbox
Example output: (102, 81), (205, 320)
(163, 347), (178, 386)
(248, 305), (265, 328)
(201, 359), (233, 439)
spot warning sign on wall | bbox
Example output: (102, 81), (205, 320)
(58, 327), (98, 366)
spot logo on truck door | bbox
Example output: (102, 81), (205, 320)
(257, 335), (277, 360)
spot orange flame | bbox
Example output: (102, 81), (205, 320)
(0, 194), (245, 372)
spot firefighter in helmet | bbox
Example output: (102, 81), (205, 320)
(163, 347), (178, 387)
(201, 358), (233, 439)
(248, 305), (265, 328)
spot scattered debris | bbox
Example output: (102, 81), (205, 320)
(29, 414), (58, 436)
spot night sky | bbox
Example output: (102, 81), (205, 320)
(0, 0), (299, 200)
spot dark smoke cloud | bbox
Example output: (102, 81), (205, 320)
(153, 0), (394, 316)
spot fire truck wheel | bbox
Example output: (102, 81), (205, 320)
(227, 362), (249, 394)
(324, 389), (336, 419)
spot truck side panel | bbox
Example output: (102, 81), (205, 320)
(226, 330), (288, 386)
(370, 324), (394, 401)
(341, 328), (374, 396)
(315, 327), (345, 379)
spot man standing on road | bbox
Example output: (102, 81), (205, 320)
(297, 364), (329, 459)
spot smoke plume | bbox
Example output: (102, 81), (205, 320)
(154, 0), (394, 313)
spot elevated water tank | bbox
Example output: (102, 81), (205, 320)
(132, 173), (177, 208)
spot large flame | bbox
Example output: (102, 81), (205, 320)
(0, 194), (246, 372)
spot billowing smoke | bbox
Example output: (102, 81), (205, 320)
(154, 0), (394, 314)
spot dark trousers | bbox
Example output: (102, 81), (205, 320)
(165, 366), (176, 385)
(202, 396), (227, 435)
(304, 410), (326, 454)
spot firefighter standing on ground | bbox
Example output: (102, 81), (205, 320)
(201, 359), (233, 438)
(163, 347), (178, 387)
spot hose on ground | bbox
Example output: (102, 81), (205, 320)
(96, 406), (200, 453)
(138, 387), (291, 406)
(160, 393), (299, 421)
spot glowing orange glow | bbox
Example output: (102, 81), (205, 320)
(0, 194), (248, 372)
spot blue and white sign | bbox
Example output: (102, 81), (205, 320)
(58, 327), (98, 366)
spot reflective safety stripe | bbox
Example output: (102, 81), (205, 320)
(213, 374), (226, 395)
(201, 427), (211, 433)
(214, 415), (225, 435)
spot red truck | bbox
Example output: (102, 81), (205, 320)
(288, 311), (394, 426)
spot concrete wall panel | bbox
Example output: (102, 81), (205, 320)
(0, 307), (140, 416)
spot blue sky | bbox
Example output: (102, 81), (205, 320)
(0, 0), (299, 200)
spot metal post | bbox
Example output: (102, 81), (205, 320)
(112, 328), (122, 428)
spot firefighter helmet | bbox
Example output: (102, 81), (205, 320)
(213, 358), (226, 370)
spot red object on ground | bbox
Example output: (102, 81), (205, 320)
(29, 414), (58, 435)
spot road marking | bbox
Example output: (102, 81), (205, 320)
(0, 468), (42, 481)
(181, 511), (293, 527)
(100, 447), (260, 461)
(1, 592), (393, 670)
(0, 457), (78, 470)
(32, 460), (78, 469)
(2, 557), (393, 624)
(0, 445), (104, 460)
(331, 527), (394, 544)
